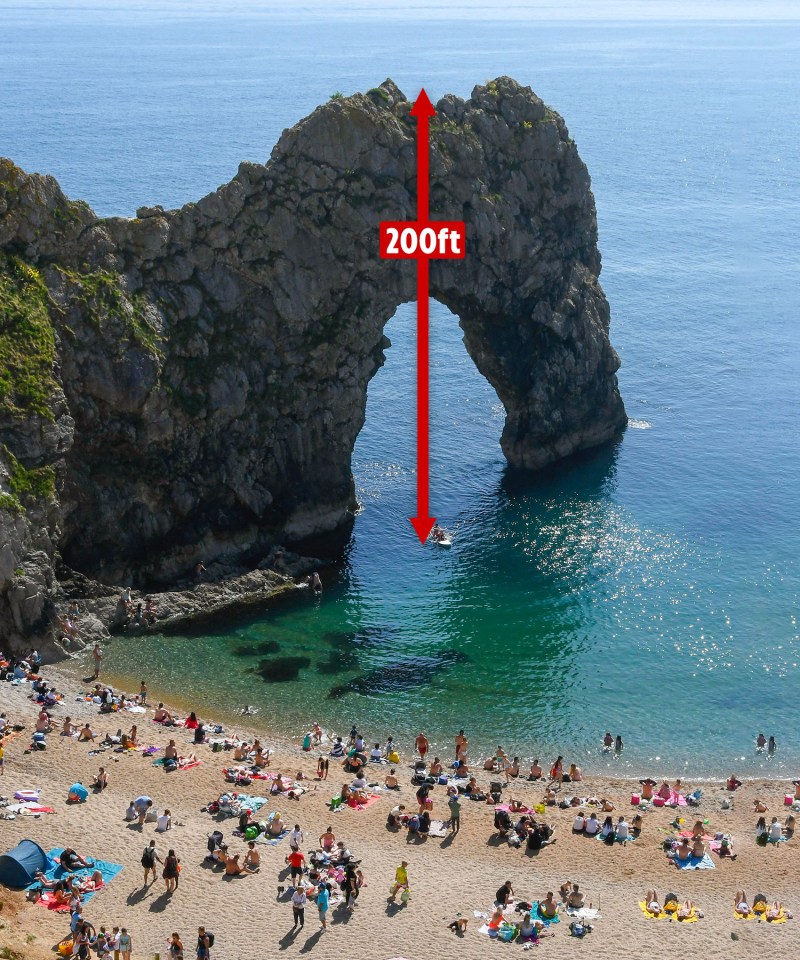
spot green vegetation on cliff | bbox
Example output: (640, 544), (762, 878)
(0, 255), (58, 420)
(0, 445), (55, 516)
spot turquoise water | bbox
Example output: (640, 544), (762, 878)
(2, 2), (799, 775)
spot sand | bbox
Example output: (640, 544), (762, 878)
(0, 668), (798, 960)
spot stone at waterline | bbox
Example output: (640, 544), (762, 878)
(232, 640), (280, 658)
(316, 648), (360, 675)
(327, 650), (469, 698)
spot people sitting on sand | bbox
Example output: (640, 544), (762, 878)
(121, 725), (138, 748)
(267, 813), (285, 836)
(785, 815), (796, 837)
(77, 722), (95, 742)
(568, 763), (583, 782)
(156, 809), (172, 832)
(518, 912), (540, 943)
(388, 804), (406, 828)
(734, 891), (751, 916)
(505, 756), (521, 781)
(673, 837), (692, 863)
(584, 813), (600, 836)
(59, 848), (91, 871)
(253, 747), (270, 767)
(384, 768), (399, 789)
(691, 836), (706, 858)
(429, 757), (443, 777)
(330, 736), (344, 758)
(768, 816), (783, 841)
(727, 773), (742, 790)
(657, 781), (671, 800)
(233, 741), (249, 762)
(599, 816), (614, 839)
(753, 797), (768, 813)
(527, 823), (557, 851)
(225, 852), (255, 876)
(539, 891), (559, 919)
(543, 787), (557, 805)
(243, 841), (260, 872)
(755, 815), (768, 838)
(572, 810), (586, 833)
(62, 717), (76, 737)
(640, 778), (656, 800)
(92, 766), (108, 791)
(631, 814), (643, 837)
(615, 816), (630, 841)
(494, 808), (512, 837)
(495, 880), (514, 906)
(183, 711), (199, 730)
(528, 758), (542, 780)
(560, 881), (585, 909)
(154, 703), (174, 724)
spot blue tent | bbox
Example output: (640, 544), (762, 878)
(0, 839), (51, 888)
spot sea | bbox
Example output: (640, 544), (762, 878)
(1, 1), (798, 777)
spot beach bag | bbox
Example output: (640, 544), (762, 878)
(438, 775), (448, 785)
(533, 803), (545, 814)
(245, 825), (259, 841)
(164, 758), (178, 772)
(205, 932), (215, 947)
(631, 793), (640, 805)
(212, 742), (223, 753)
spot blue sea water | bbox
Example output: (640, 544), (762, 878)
(1, 1), (798, 776)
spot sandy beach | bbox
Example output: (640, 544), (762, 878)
(0, 665), (798, 960)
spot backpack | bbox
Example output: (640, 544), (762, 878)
(206, 932), (215, 947)
(141, 846), (155, 868)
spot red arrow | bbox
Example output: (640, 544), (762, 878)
(408, 88), (437, 544)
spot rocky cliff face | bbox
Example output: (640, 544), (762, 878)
(0, 77), (626, 651)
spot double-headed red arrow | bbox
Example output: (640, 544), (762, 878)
(379, 89), (465, 544)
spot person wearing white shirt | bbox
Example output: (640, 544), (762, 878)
(769, 817), (783, 841)
(156, 810), (172, 832)
(289, 824), (304, 850)
(291, 887), (307, 929)
(615, 816), (629, 840)
(370, 743), (383, 760)
(572, 811), (586, 833)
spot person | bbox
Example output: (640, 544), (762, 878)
(286, 848), (305, 887)
(243, 841), (260, 872)
(603, 732), (614, 748)
(449, 792), (462, 833)
(677, 900), (695, 920)
(317, 879), (330, 929)
(139, 679), (148, 704)
(117, 928), (132, 960)
(615, 735), (624, 751)
(415, 732), (429, 759)
(495, 879), (514, 906)
(431, 522), (445, 541)
(384, 767), (399, 789)
(631, 813), (643, 836)
(528, 758), (542, 780)
(599, 816), (614, 838)
(528, 824), (557, 851)
(62, 716), (76, 737)
(134, 796), (153, 826)
(389, 861), (409, 902)
(310, 571), (322, 594)
(727, 773), (742, 790)
(615, 816), (630, 841)
(78, 722), (95, 742)
(768, 735), (777, 752)
(448, 913), (469, 934)
(225, 852), (254, 876)
(572, 810), (586, 833)
(59, 848), (90, 871)
(769, 816), (783, 841)
(319, 826), (336, 852)
(92, 643), (102, 679)
(289, 823), (304, 850)
(754, 797), (768, 813)
(388, 804), (406, 827)
(141, 840), (162, 885)
(168, 932), (184, 959)
(584, 812), (600, 835)
(735, 891), (751, 916)
(785, 814), (796, 837)
(162, 849), (180, 893)
(645, 890), (662, 914)
(691, 836), (706, 858)
(569, 763), (583, 782)
(92, 766), (108, 790)
(518, 912), (538, 943)
(184, 711), (199, 729)
(157, 809), (172, 832)
(539, 891), (558, 919)
(194, 560), (206, 583)
(549, 756), (564, 785)
(640, 778), (656, 800)
(755, 815), (768, 838)
(757, 733), (767, 749)
(154, 703), (174, 724)
(567, 883), (585, 909)
(196, 927), (211, 960)
(505, 756), (521, 781)
(317, 756), (329, 779)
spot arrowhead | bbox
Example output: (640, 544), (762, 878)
(409, 88), (436, 119)
(409, 516), (437, 544)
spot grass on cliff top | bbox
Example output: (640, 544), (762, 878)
(0, 255), (58, 420)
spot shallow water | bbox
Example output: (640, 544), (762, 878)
(3, 2), (799, 775)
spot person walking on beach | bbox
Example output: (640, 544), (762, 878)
(415, 732), (429, 759)
(162, 848), (180, 894)
(168, 932), (184, 959)
(389, 861), (409, 902)
(92, 643), (102, 679)
(196, 927), (212, 959)
(317, 880), (330, 930)
(141, 840), (162, 885)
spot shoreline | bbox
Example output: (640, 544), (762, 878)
(1, 660), (799, 960)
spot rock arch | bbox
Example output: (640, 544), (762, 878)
(0, 77), (625, 587)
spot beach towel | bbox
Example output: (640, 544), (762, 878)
(675, 853), (715, 870)
(239, 796), (267, 815)
(567, 906), (602, 921)
(733, 909), (757, 921)
(29, 849), (123, 908)
(639, 902), (667, 920)
(427, 819), (448, 838)
(595, 833), (637, 844)
(347, 794), (381, 811)
(531, 901), (560, 924)
(664, 792), (687, 806)
(254, 829), (289, 845)
(6, 803), (55, 815)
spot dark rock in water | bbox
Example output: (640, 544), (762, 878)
(232, 639), (280, 657)
(327, 649), (467, 698)
(0, 76), (625, 651)
(252, 655), (311, 682)
(316, 647), (360, 675)
(323, 626), (400, 650)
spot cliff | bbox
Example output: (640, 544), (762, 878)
(0, 77), (626, 653)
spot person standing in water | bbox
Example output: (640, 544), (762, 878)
(415, 732), (429, 760)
